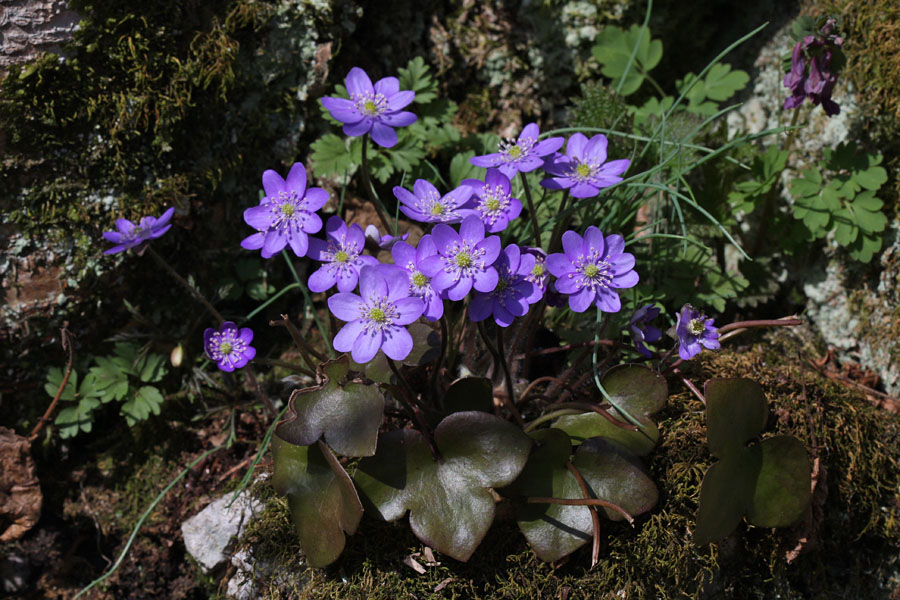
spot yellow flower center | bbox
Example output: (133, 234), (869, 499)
(430, 203), (444, 216)
(688, 318), (705, 335)
(583, 264), (599, 279)
(532, 263), (545, 277)
(335, 250), (349, 263)
(455, 252), (473, 268)
(281, 203), (295, 217)
(576, 163), (593, 178)
(219, 342), (233, 355)
(485, 197), (501, 211)
(507, 145), (523, 159)
(412, 272), (428, 287)
(368, 307), (387, 323)
(363, 100), (378, 115)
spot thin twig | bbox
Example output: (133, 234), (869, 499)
(29, 328), (75, 442)
(567, 461), (602, 566)
(269, 314), (325, 370)
(514, 339), (615, 361)
(672, 368), (705, 405)
(525, 496), (636, 522)
(387, 358), (441, 462)
(545, 402), (638, 431)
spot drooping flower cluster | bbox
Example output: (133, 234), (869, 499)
(783, 17), (845, 116)
(204, 322), (257, 372)
(546, 226), (638, 313)
(103, 207), (175, 254)
(675, 304), (720, 360)
(241, 163), (328, 258)
(321, 67), (417, 148)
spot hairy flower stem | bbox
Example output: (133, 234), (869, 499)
(672, 367), (705, 405)
(520, 175), (542, 248)
(269, 314), (323, 373)
(429, 316), (450, 404)
(477, 322), (524, 426)
(29, 328), (75, 442)
(360, 134), (397, 236)
(387, 358), (441, 462)
(752, 108), (802, 256)
(547, 191), (571, 253)
(147, 246), (224, 326)
(281, 250), (334, 357)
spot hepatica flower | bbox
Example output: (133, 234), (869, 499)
(392, 236), (443, 321)
(365, 224), (409, 251)
(204, 322), (256, 372)
(546, 226), (638, 313)
(329, 265), (425, 364)
(307, 216), (378, 293)
(419, 215), (501, 301)
(469, 244), (537, 327)
(470, 122), (564, 179)
(103, 207), (174, 254)
(394, 179), (471, 224)
(630, 304), (662, 357)
(541, 133), (630, 199)
(320, 67), (417, 148)
(461, 168), (522, 233)
(241, 163), (327, 258)
(521, 246), (550, 305)
(675, 304), (720, 360)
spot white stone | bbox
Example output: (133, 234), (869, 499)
(181, 492), (263, 574)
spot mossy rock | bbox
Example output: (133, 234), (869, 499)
(236, 330), (900, 598)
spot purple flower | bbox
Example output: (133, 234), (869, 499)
(204, 322), (256, 372)
(630, 304), (662, 357)
(470, 123), (564, 179)
(419, 215), (501, 301)
(103, 207), (175, 254)
(469, 244), (537, 327)
(675, 304), (720, 360)
(365, 224), (409, 251)
(392, 236), (443, 321)
(307, 216), (379, 293)
(328, 265), (425, 363)
(783, 18), (844, 117)
(541, 133), (630, 199)
(320, 67), (417, 148)
(241, 163), (328, 258)
(521, 246), (550, 304)
(394, 180), (472, 224)
(546, 226), (638, 313)
(460, 168), (523, 233)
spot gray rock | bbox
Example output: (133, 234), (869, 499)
(181, 492), (263, 574)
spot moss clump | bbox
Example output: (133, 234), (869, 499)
(236, 330), (899, 598)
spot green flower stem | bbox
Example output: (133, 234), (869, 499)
(429, 316), (449, 404)
(281, 250), (334, 357)
(360, 133), (396, 236)
(73, 444), (226, 600)
(547, 191), (571, 253)
(146, 246), (224, 325)
(520, 174), (543, 248)
(269, 314), (323, 373)
(242, 283), (300, 322)
(477, 321), (524, 426)
(243, 365), (276, 417)
(522, 409), (583, 433)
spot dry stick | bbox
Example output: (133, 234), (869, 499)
(269, 314), (324, 372)
(566, 461), (602, 567)
(478, 322), (525, 426)
(672, 368), (705, 405)
(545, 402), (638, 431)
(718, 317), (803, 342)
(518, 376), (582, 406)
(525, 496), (636, 521)
(559, 370), (593, 403)
(29, 328), (75, 442)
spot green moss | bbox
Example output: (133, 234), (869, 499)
(237, 331), (899, 598)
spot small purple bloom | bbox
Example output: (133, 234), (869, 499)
(546, 226), (638, 313)
(521, 246), (550, 304)
(204, 322), (256, 372)
(328, 265), (425, 364)
(630, 304), (662, 357)
(365, 224), (409, 251)
(241, 163), (328, 259)
(392, 236), (443, 321)
(541, 133), (630, 199)
(469, 244), (537, 327)
(320, 67), (417, 148)
(419, 215), (501, 301)
(460, 168), (523, 233)
(470, 123), (564, 179)
(394, 179), (472, 224)
(307, 216), (379, 293)
(103, 207), (175, 254)
(675, 304), (720, 360)
(783, 18), (844, 117)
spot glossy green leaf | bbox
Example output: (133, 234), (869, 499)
(747, 435), (811, 527)
(276, 356), (384, 457)
(572, 437), (659, 522)
(694, 446), (761, 544)
(506, 429), (593, 562)
(704, 378), (767, 458)
(354, 411), (532, 561)
(272, 437), (363, 568)
(553, 364), (666, 455)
